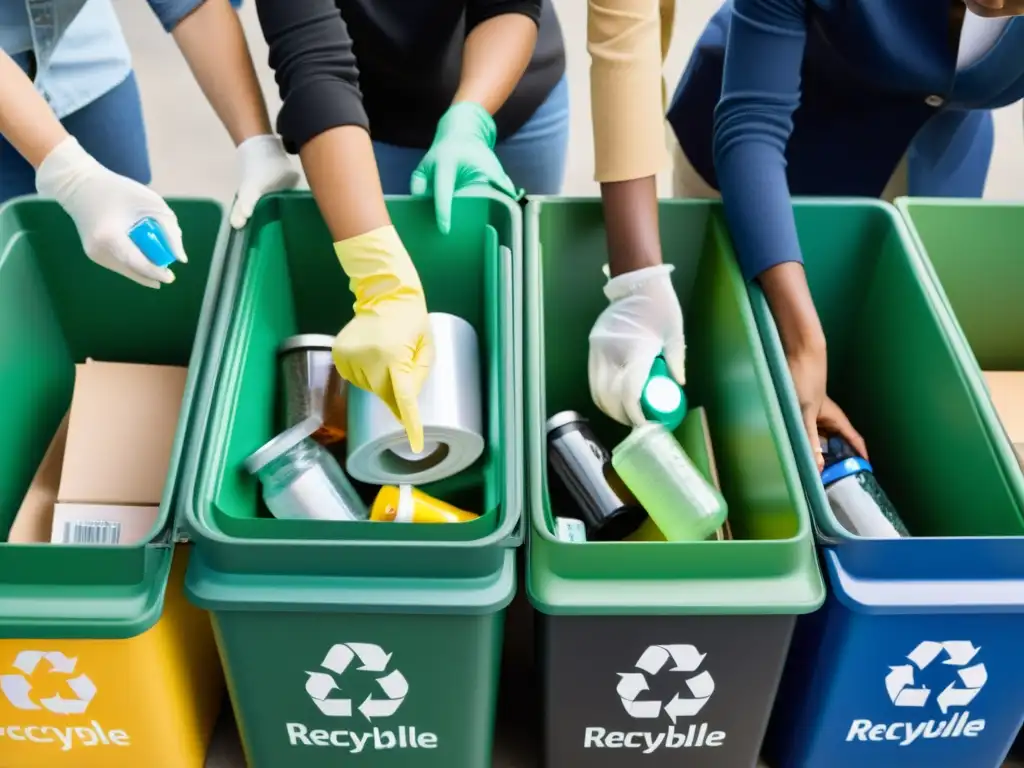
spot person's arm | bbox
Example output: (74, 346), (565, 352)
(585, 1), (686, 424)
(144, 0), (271, 142)
(254, 0), (388, 240)
(0, 50), (68, 168)
(715, 0), (807, 284)
(169, 0), (273, 144)
(255, 0), (431, 453)
(716, 0), (825, 363)
(588, 0), (671, 276)
(1, 52), (185, 286)
(715, 0), (850, 462)
(455, 2), (541, 113)
(149, 0), (297, 228)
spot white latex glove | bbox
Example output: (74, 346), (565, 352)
(35, 136), (187, 289)
(229, 134), (299, 229)
(588, 264), (686, 426)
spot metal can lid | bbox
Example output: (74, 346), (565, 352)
(244, 415), (322, 474)
(276, 334), (336, 355)
(546, 410), (587, 434)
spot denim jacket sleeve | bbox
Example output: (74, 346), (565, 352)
(146, 0), (206, 32)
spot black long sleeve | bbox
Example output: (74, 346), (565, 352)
(254, 0), (564, 152)
(255, 0), (367, 153)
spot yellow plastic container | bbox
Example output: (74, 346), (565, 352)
(370, 485), (479, 523)
(0, 547), (223, 767)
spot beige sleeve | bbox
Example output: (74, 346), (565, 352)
(588, 0), (674, 183)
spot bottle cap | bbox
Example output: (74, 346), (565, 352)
(819, 433), (874, 486)
(640, 356), (687, 430)
(128, 217), (176, 268)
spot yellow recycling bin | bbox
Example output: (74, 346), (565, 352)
(0, 548), (223, 767)
(0, 197), (230, 766)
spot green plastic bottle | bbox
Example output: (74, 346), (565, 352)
(612, 423), (727, 541)
(640, 356), (687, 431)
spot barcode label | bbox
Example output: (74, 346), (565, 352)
(63, 521), (122, 545)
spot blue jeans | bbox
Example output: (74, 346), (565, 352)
(373, 75), (569, 195)
(0, 54), (150, 203)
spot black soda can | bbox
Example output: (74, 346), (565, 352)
(546, 411), (646, 541)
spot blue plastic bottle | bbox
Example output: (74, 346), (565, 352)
(127, 218), (176, 268)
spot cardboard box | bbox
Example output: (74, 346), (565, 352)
(53, 361), (187, 545)
(59, 361), (187, 506)
(7, 412), (70, 544)
(983, 371), (1024, 467)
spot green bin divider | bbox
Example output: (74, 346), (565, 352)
(749, 198), (1024, 545)
(184, 191), (523, 582)
(524, 198), (824, 616)
(894, 196), (1024, 495)
(0, 196), (228, 639)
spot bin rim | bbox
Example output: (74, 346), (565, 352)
(184, 547), (516, 616)
(824, 546), (1024, 615)
(181, 190), (523, 556)
(0, 196), (228, 639)
(893, 195), (1024, 513)
(523, 197), (825, 616)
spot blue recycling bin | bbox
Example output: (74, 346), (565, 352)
(746, 201), (1024, 768)
(765, 543), (1024, 768)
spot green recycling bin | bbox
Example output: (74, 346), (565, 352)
(900, 198), (1024, 767)
(524, 199), (824, 768)
(895, 197), (1024, 457)
(0, 197), (227, 768)
(184, 191), (522, 768)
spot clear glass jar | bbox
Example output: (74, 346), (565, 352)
(245, 417), (368, 522)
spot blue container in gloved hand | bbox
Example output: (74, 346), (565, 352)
(128, 217), (176, 268)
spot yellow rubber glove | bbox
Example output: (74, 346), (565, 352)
(332, 225), (434, 454)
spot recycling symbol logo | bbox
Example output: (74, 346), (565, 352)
(306, 643), (408, 721)
(0, 651), (97, 715)
(617, 644), (715, 723)
(886, 641), (987, 714)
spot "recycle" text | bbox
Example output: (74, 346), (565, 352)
(286, 723), (437, 753)
(584, 724), (725, 754)
(846, 711), (985, 746)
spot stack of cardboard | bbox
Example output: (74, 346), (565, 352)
(8, 361), (187, 545)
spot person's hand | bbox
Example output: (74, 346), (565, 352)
(589, 264), (686, 426)
(229, 135), (299, 229)
(786, 347), (867, 469)
(332, 225), (434, 453)
(410, 101), (521, 234)
(818, 397), (869, 462)
(35, 136), (187, 288)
